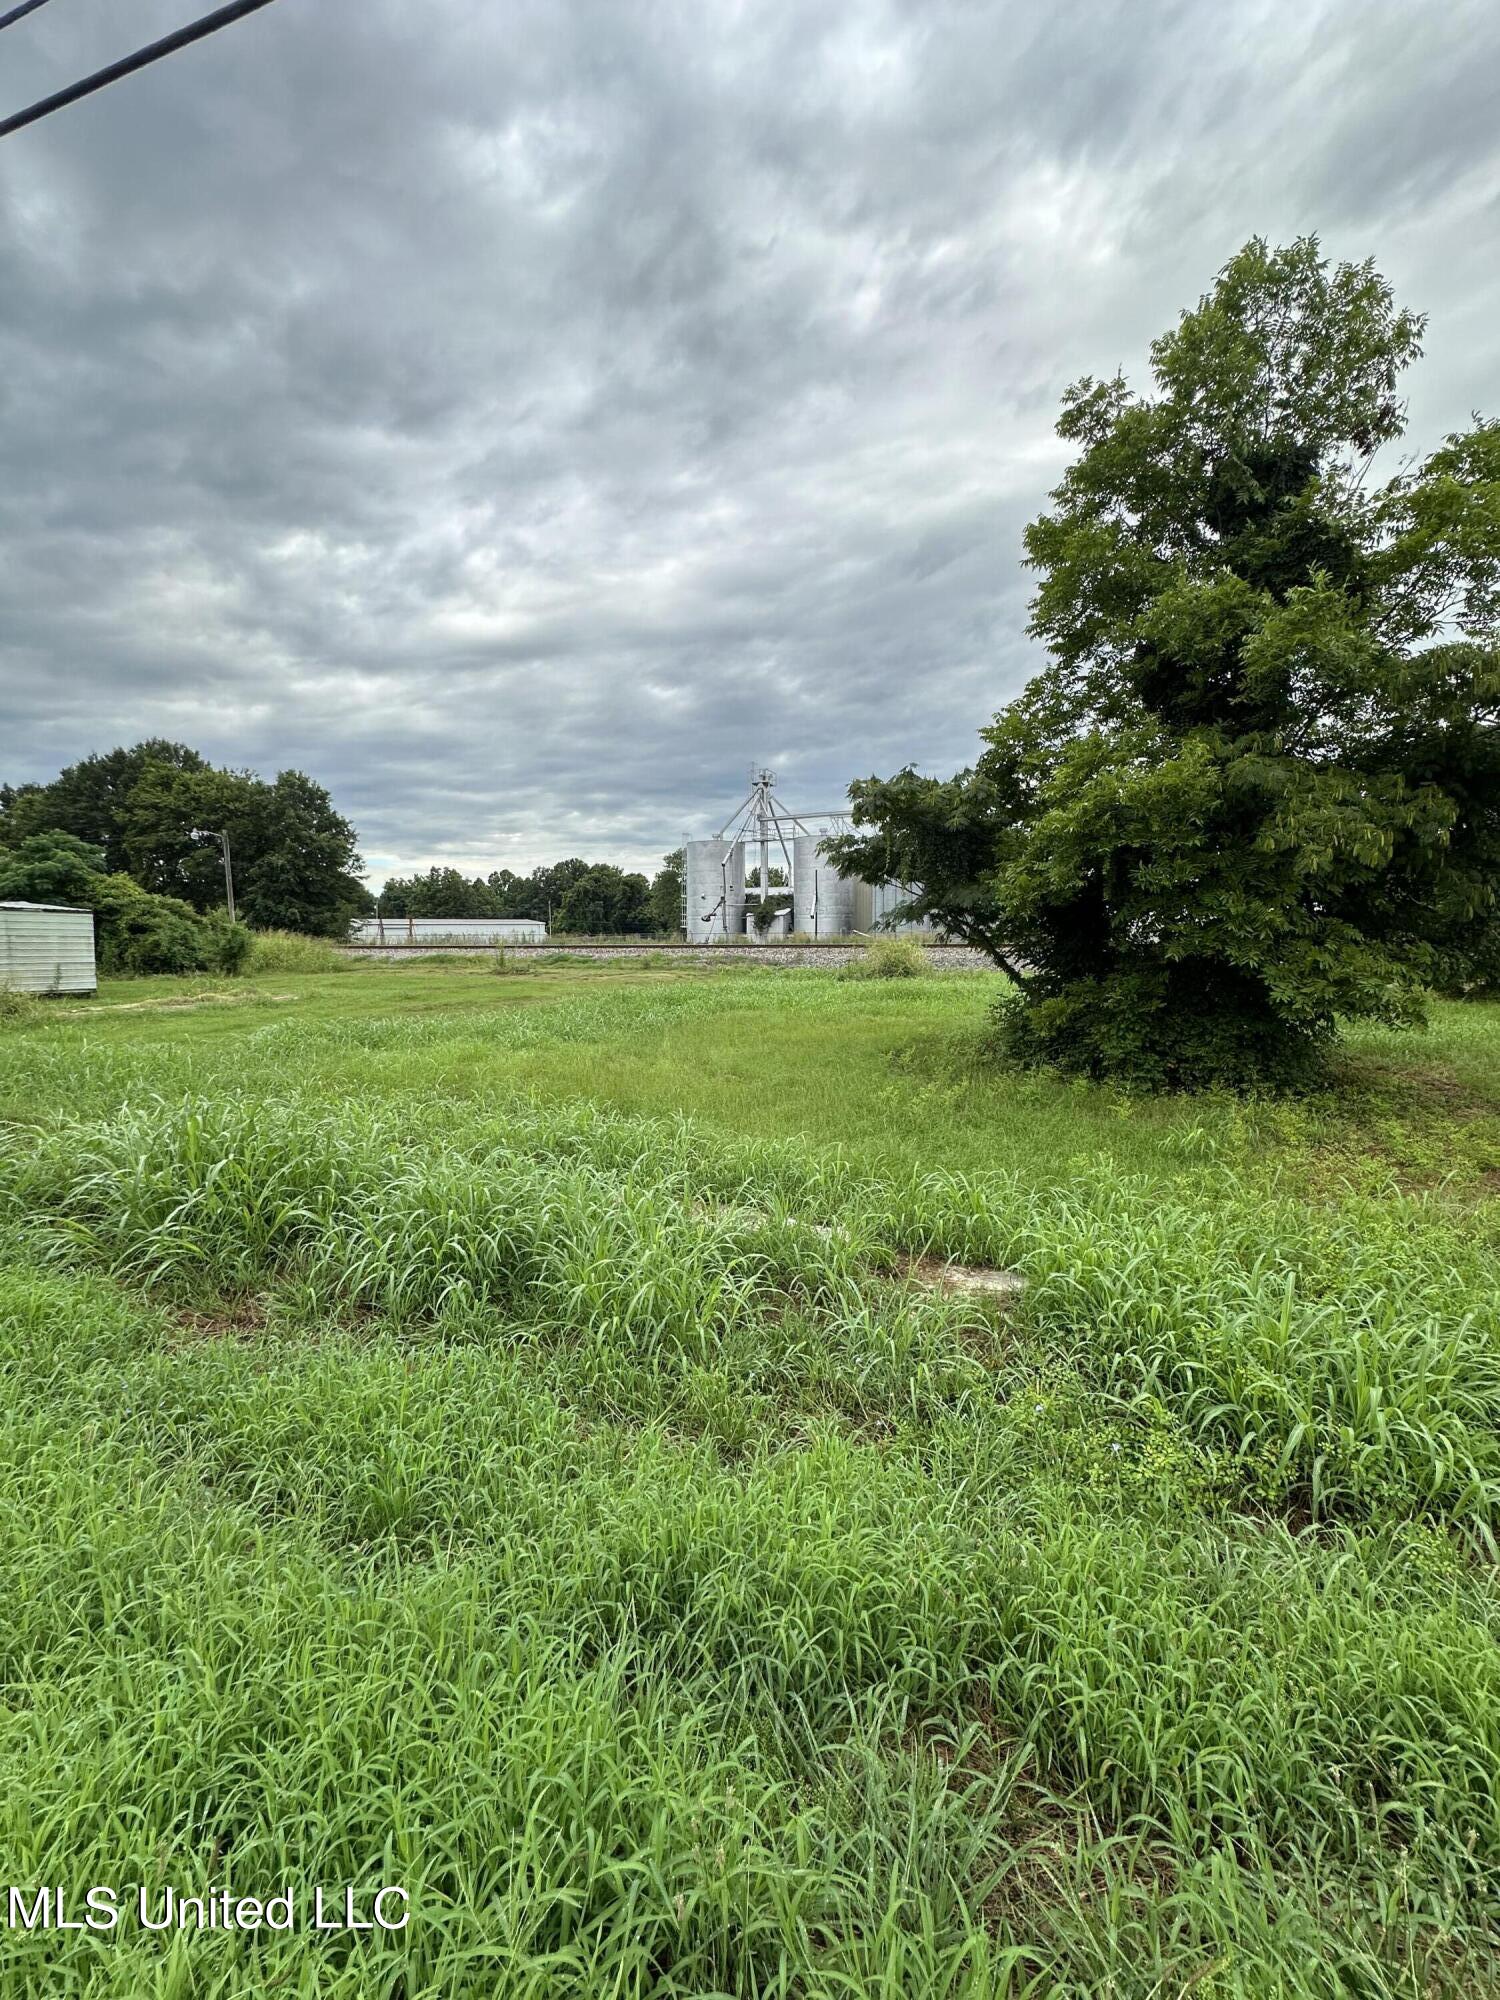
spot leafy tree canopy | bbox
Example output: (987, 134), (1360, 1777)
(0, 831), (106, 908)
(0, 741), (205, 876)
(1, 744), (369, 937)
(829, 237), (1500, 1088)
(379, 860), (594, 923)
(378, 866), (501, 920)
(555, 863), (653, 937)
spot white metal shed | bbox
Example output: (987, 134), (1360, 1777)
(0, 900), (97, 995)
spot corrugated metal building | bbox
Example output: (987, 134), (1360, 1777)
(0, 901), (97, 995)
(348, 917), (548, 945)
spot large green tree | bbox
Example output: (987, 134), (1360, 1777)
(555, 863), (652, 937)
(0, 741), (206, 875)
(2, 744), (369, 937)
(486, 869), (526, 916)
(528, 859), (591, 925)
(830, 238), (1500, 1088)
(120, 764), (369, 934)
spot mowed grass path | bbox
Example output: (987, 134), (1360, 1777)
(1, 962), (1498, 1997)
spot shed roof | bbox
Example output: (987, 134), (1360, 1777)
(0, 900), (95, 914)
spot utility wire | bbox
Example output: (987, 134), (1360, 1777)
(0, 0), (281, 139)
(0, 0), (58, 34)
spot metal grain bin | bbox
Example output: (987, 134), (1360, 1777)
(868, 880), (924, 933)
(0, 900), (96, 995)
(684, 839), (745, 941)
(791, 835), (860, 937)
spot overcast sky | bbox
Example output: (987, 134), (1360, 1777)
(2, 0), (1497, 884)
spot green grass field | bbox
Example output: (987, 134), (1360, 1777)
(2, 959), (1498, 1997)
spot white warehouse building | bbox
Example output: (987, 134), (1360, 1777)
(349, 916), (548, 946)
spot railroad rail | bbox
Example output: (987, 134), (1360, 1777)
(336, 939), (992, 968)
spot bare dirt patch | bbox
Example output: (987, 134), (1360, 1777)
(903, 1254), (1026, 1300)
(60, 991), (297, 1018)
(164, 1296), (268, 1345)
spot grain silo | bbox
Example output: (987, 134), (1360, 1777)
(684, 837), (746, 941)
(868, 879), (924, 933)
(791, 834), (862, 937)
(683, 768), (896, 943)
(0, 900), (97, 995)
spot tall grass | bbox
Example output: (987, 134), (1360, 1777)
(0, 984), (46, 1027)
(7, 1083), (1495, 1532)
(1, 971), (1498, 1994)
(244, 928), (353, 974)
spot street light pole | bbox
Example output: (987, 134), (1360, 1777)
(191, 828), (237, 922)
(218, 831), (236, 925)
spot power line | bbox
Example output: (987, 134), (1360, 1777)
(0, 0), (58, 35)
(0, 0), (282, 140)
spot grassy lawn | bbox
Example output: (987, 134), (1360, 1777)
(1, 959), (1498, 1996)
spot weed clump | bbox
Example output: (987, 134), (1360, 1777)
(0, 986), (46, 1028)
(842, 937), (930, 980)
(246, 930), (352, 975)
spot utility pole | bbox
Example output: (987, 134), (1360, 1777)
(191, 828), (236, 923)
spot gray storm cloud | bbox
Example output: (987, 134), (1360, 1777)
(2, 0), (1497, 880)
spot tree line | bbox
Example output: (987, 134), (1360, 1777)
(378, 852), (684, 937)
(0, 739), (692, 960)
